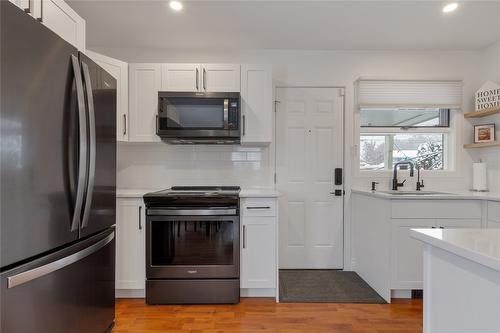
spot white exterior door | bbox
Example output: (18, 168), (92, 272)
(276, 87), (344, 269)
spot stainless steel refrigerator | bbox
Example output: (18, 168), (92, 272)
(1, 2), (116, 332)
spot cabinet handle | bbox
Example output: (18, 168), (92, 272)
(138, 206), (142, 230)
(242, 114), (246, 136)
(246, 206), (271, 210)
(203, 68), (206, 91)
(242, 225), (246, 249)
(123, 114), (127, 135)
(24, 0), (32, 13)
(37, 0), (43, 22)
(196, 68), (199, 91)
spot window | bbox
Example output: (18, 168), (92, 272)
(360, 133), (445, 171)
(356, 79), (462, 172)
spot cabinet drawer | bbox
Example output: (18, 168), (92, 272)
(487, 201), (500, 223)
(241, 198), (277, 217)
(435, 219), (481, 228)
(391, 200), (481, 219)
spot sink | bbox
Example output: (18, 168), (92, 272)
(378, 191), (455, 196)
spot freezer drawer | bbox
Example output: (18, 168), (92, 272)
(0, 228), (116, 333)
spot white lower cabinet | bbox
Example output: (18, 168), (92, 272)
(240, 197), (277, 294)
(116, 198), (145, 291)
(352, 194), (485, 302)
(391, 218), (481, 289)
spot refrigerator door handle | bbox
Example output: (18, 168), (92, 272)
(80, 61), (96, 229)
(7, 231), (115, 289)
(70, 55), (88, 232)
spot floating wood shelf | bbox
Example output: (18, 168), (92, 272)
(464, 141), (500, 149)
(464, 106), (500, 118)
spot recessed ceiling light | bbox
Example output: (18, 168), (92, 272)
(442, 3), (458, 13)
(169, 0), (183, 11)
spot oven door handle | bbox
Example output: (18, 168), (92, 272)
(147, 208), (237, 216)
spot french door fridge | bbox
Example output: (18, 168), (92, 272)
(1, 2), (117, 333)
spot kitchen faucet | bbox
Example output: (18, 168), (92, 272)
(392, 161), (415, 191)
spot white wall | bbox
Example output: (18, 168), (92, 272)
(96, 47), (483, 192)
(475, 41), (500, 192)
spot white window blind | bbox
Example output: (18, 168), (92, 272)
(357, 79), (463, 108)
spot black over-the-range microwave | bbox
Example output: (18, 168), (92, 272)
(157, 92), (241, 144)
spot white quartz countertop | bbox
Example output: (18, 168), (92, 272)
(352, 188), (500, 202)
(411, 228), (500, 272)
(116, 188), (280, 198)
(239, 188), (280, 198)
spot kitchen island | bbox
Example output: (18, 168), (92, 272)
(411, 228), (500, 333)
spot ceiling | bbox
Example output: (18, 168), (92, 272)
(68, 0), (500, 51)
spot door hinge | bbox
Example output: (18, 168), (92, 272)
(274, 100), (280, 112)
(274, 172), (277, 184)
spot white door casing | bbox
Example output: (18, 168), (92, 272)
(276, 87), (344, 269)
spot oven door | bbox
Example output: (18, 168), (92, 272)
(146, 215), (239, 279)
(157, 92), (240, 140)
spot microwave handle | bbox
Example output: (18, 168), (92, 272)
(223, 99), (229, 129)
(195, 68), (199, 91)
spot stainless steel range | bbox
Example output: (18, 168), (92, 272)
(143, 186), (240, 304)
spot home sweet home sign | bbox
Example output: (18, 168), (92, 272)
(475, 81), (500, 111)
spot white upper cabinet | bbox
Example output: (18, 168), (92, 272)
(161, 64), (200, 92)
(86, 50), (129, 142)
(201, 64), (240, 92)
(161, 63), (240, 92)
(129, 63), (162, 142)
(9, 0), (86, 50)
(240, 64), (273, 145)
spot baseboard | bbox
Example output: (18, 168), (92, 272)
(391, 289), (412, 299)
(116, 289), (145, 298)
(240, 288), (276, 297)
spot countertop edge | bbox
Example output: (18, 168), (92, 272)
(410, 229), (500, 272)
(116, 189), (281, 198)
(351, 188), (500, 202)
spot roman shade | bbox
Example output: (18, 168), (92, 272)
(356, 79), (463, 109)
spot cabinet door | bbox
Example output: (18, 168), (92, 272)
(40, 0), (86, 50)
(129, 63), (162, 142)
(86, 50), (129, 142)
(241, 216), (276, 289)
(202, 64), (240, 92)
(116, 198), (145, 290)
(240, 64), (273, 145)
(161, 63), (200, 92)
(391, 219), (434, 290)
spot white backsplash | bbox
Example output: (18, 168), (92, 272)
(117, 142), (273, 190)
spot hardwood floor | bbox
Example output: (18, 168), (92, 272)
(113, 298), (423, 333)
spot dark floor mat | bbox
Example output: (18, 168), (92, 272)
(279, 270), (387, 303)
